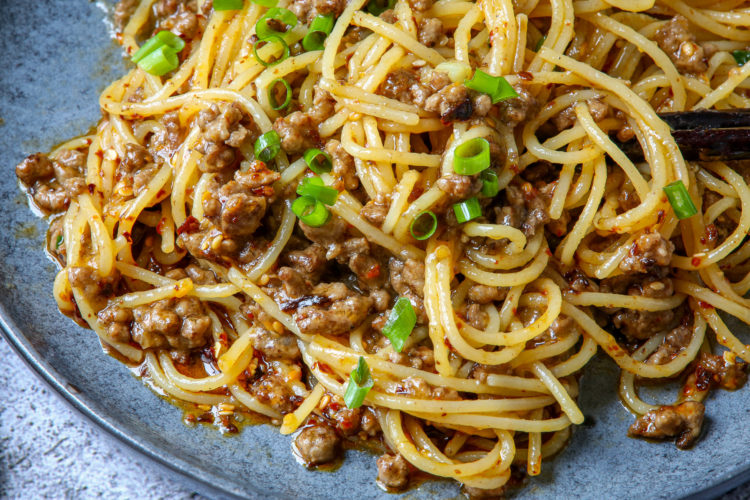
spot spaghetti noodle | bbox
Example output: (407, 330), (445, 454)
(15, 0), (750, 495)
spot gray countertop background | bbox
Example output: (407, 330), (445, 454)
(1, 334), (749, 500)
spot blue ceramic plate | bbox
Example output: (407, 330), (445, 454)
(1, 2), (749, 499)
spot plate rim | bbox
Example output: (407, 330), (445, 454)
(2, 296), (750, 500)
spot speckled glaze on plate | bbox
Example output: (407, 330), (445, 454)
(1, 2), (750, 499)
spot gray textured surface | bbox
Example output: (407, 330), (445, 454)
(2, 1), (750, 500)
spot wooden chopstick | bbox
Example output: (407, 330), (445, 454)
(614, 110), (750, 162)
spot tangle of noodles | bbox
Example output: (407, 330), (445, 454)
(17, 0), (750, 495)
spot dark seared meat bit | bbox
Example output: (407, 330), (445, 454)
(278, 266), (311, 298)
(16, 153), (55, 186)
(692, 352), (748, 390)
(619, 232), (674, 275)
(380, 69), (420, 103)
(628, 401), (705, 449)
(602, 275), (677, 342)
(418, 17), (443, 47)
(284, 243), (328, 281)
(497, 84), (537, 125)
(299, 216), (347, 257)
(120, 143), (152, 173)
(654, 16), (707, 74)
(502, 183), (550, 238)
(249, 326), (301, 361)
(377, 453), (410, 490)
(196, 103), (249, 172)
(295, 424), (340, 465)
(131, 296), (212, 350)
(425, 84), (473, 122)
(647, 323), (693, 364)
(251, 373), (298, 413)
(114, 0), (139, 29)
(361, 196), (390, 226)
(294, 282), (374, 335)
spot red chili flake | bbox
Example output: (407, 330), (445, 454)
(122, 231), (132, 243)
(365, 264), (381, 280)
(408, 187), (424, 202)
(518, 71), (533, 81)
(156, 217), (167, 235)
(87, 183), (96, 194)
(521, 182), (537, 201)
(177, 216), (200, 235)
(245, 311), (255, 320)
(694, 364), (714, 391)
(219, 332), (229, 345)
(691, 257), (702, 267)
(95, 150), (104, 160)
(657, 210), (666, 224)
(545, 248), (552, 256)
(329, 402), (341, 412)
(314, 362), (335, 375)
(251, 186), (275, 197)
(509, 163), (519, 174)
(697, 301), (713, 310)
(156, 189), (166, 198)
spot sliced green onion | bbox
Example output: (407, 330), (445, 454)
(366, 0), (396, 15)
(464, 70), (518, 104)
(254, 130), (281, 162)
(453, 197), (482, 223)
(535, 35), (547, 52)
(344, 356), (374, 409)
(136, 45), (179, 76)
(302, 14), (334, 51)
(256, 8), (297, 40)
(480, 170), (499, 197)
(382, 297), (417, 353)
(453, 137), (490, 175)
(131, 30), (185, 64)
(268, 78), (292, 110)
(292, 196), (330, 227)
(253, 36), (290, 67)
(663, 180), (697, 220)
(251, 0), (277, 6)
(303, 148), (332, 174)
(214, 0), (244, 10)
(732, 50), (750, 66)
(409, 211), (437, 241)
(296, 176), (339, 205)
(55, 235), (64, 249)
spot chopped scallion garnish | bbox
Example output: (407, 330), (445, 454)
(733, 50), (750, 66)
(663, 180), (697, 220)
(251, 0), (278, 6)
(480, 170), (499, 197)
(409, 211), (438, 241)
(535, 35), (547, 52)
(303, 148), (333, 174)
(302, 14), (334, 52)
(256, 7), (297, 40)
(55, 235), (64, 249)
(253, 36), (290, 67)
(131, 30), (185, 64)
(136, 45), (179, 76)
(453, 197), (482, 223)
(296, 176), (339, 205)
(453, 137), (490, 175)
(214, 0), (244, 10)
(464, 70), (518, 104)
(268, 78), (292, 110)
(366, 0), (396, 15)
(344, 356), (374, 409)
(292, 196), (330, 227)
(254, 130), (281, 162)
(382, 297), (417, 353)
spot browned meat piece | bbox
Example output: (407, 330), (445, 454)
(164, 5), (199, 38)
(601, 275), (678, 341)
(468, 285), (508, 304)
(299, 216), (347, 257)
(114, 0), (139, 29)
(502, 183), (550, 237)
(273, 112), (319, 154)
(437, 174), (482, 201)
(389, 346), (435, 370)
(251, 373), (298, 413)
(619, 231), (674, 275)
(278, 266), (311, 298)
(473, 94), (492, 117)
(655, 16), (707, 74)
(155, 0), (180, 17)
(185, 264), (217, 284)
(425, 84), (473, 122)
(564, 269), (599, 293)
(284, 243), (328, 281)
(692, 352), (748, 390)
(249, 326), (300, 361)
(196, 103), (249, 172)
(131, 296), (211, 350)
(121, 143), (152, 173)
(16, 153), (54, 186)
(47, 217), (66, 264)
(97, 304), (133, 343)
(325, 139), (358, 191)
(466, 303), (488, 329)
(33, 184), (69, 212)
(308, 87), (336, 123)
(628, 401), (705, 449)
(497, 84), (537, 125)
(612, 308), (675, 341)
(463, 485), (507, 499)
(647, 323), (693, 365)
(290, 0), (347, 23)
(133, 164), (159, 193)
(377, 453), (410, 490)
(341, 237), (385, 287)
(390, 258), (425, 298)
(67, 267), (121, 312)
(314, 0), (346, 16)
(220, 191), (266, 238)
(294, 282), (374, 335)
(407, 0), (432, 12)
(418, 18), (443, 47)
(150, 111), (183, 160)
(361, 197), (390, 226)
(295, 424), (340, 465)
(326, 403), (362, 436)
(553, 98), (609, 131)
(379, 69), (420, 104)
